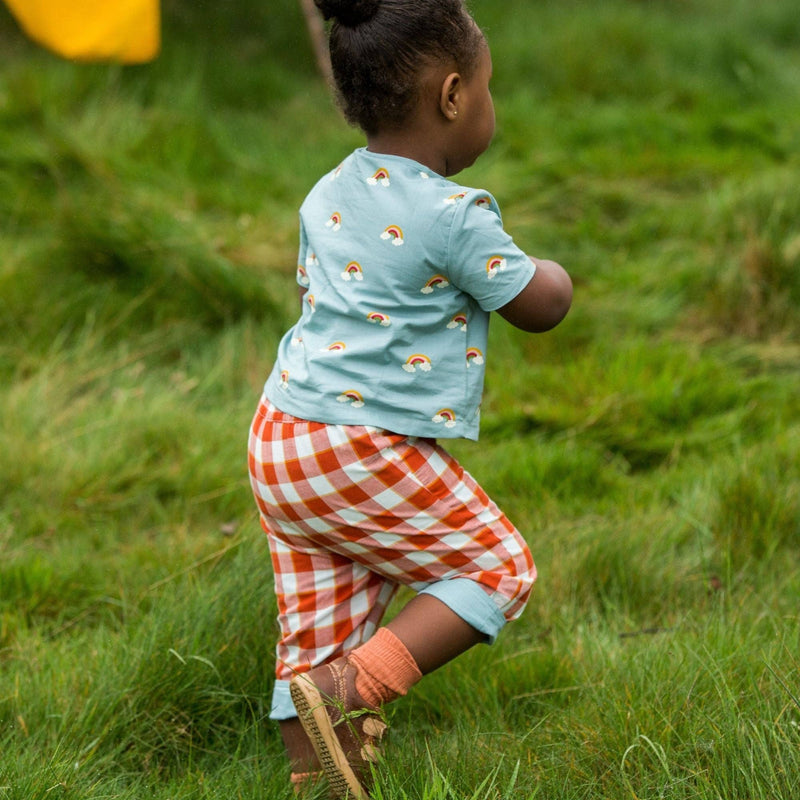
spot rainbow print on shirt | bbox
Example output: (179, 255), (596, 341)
(466, 347), (485, 367)
(336, 390), (365, 408)
(380, 225), (404, 246)
(366, 168), (390, 187)
(279, 370), (290, 390)
(305, 253), (319, 267)
(475, 196), (492, 208)
(306, 293), (316, 312)
(420, 275), (449, 294)
(322, 341), (346, 352)
(432, 409), (457, 428)
(296, 264), (310, 286)
(326, 212), (342, 231)
(366, 311), (391, 327)
(402, 354), (432, 373)
(444, 192), (467, 205)
(341, 261), (364, 282)
(447, 313), (468, 331)
(486, 256), (507, 279)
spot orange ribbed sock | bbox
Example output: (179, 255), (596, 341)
(348, 627), (422, 707)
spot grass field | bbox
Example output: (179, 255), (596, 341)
(1, 0), (799, 797)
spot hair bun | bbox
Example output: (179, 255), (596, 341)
(314, 0), (380, 27)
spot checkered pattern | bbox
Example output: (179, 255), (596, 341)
(248, 397), (536, 683)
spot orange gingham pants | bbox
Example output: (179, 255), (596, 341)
(247, 397), (536, 719)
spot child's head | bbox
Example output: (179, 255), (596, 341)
(314, 0), (486, 137)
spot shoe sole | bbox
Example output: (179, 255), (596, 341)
(290, 675), (369, 800)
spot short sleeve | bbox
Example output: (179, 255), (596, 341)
(445, 191), (536, 312)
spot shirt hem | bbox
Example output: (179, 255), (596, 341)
(265, 387), (481, 442)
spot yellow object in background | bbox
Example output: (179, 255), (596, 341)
(3, 0), (160, 63)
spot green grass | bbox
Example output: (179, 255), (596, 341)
(1, 0), (799, 797)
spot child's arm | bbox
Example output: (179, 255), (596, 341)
(496, 257), (572, 333)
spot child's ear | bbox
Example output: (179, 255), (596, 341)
(439, 72), (461, 121)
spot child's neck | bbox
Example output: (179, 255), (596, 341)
(366, 129), (448, 178)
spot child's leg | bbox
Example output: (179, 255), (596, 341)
(385, 592), (485, 673)
(280, 716), (319, 774)
(265, 526), (399, 773)
(340, 435), (536, 692)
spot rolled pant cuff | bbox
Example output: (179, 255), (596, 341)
(419, 577), (506, 644)
(270, 679), (295, 720)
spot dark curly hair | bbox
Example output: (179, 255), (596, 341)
(314, 0), (485, 135)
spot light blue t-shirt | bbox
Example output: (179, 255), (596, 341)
(264, 148), (535, 441)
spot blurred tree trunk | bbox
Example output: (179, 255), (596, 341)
(298, 0), (331, 84)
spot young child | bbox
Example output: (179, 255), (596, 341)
(247, 0), (573, 796)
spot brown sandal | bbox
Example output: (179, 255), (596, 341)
(290, 657), (388, 799)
